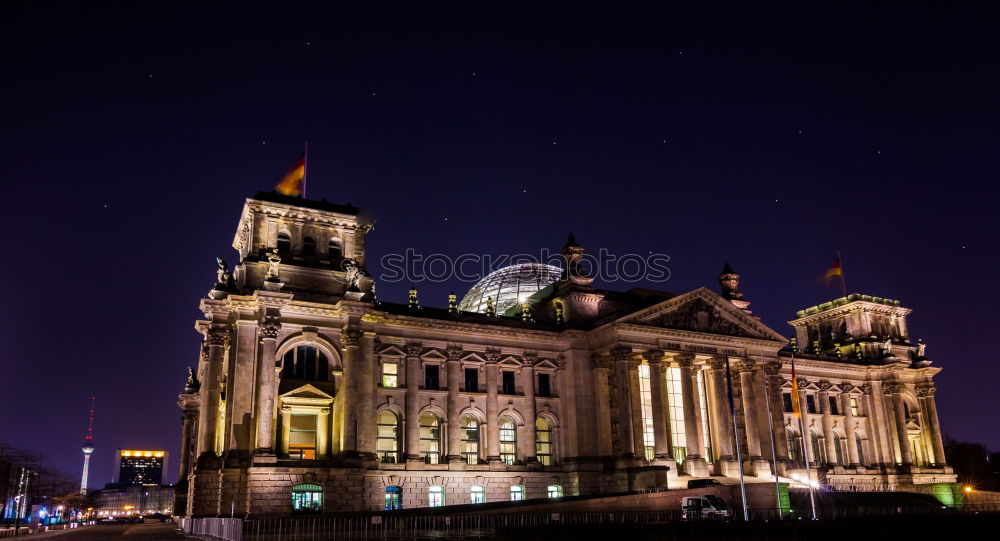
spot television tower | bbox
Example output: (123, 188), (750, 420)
(80, 396), (96, 494)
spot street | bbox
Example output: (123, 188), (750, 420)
(15, 524), (183, 541)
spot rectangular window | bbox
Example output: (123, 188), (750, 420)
(665, 366), (687, 464)
(510, 485), (524, 501)
(381, 363), (398, 388)
(638, 365), (655, 460)
(697, 370), (713, 463)
(537, 373), (552, 397)
(806, 394), (817, 414)
(470, 486), (485, 504)
(288, 414), (317, 459)
(782, 392), (794, 413)
(425, 365), (440, 390)
(547, 485), (563, 498)
(502, 370), (516, 394)
(464, 368), (479, 392)
(829, 396), (839, 415)
(850, 397), (860, 416)
(428, 486), (445, 507)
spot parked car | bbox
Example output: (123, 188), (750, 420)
(687, 478), (722, 489)
(681, 495), (730, 520)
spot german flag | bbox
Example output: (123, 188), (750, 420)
(790, 357), (801, 418)
(824, 256), (843, 287)
(276, 153), (306, 196)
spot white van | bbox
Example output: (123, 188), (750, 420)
(681, 495), (730, 520)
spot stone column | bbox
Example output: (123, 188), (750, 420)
(818, 381), (837, 466)
(866, 381), (895, 466)
(592, 355), (614, 456)
(644, 350), (670, 460)
(762, 362), (789, 463)
(677, 354), (703, 461)
(840, 385), (860, 466)
(197, 326), (227, 457)
(918, 384), (947, 466)
(340, 328), (362, 454)
(628, 357), (646, 459)
(279, 406), (291, 455)
(611, 346), (636, 457)
(706, 357), (734, 462)
(316, 407), (331, 457)
(885, 382), (912, 466)
(254, 315), (281, 453)
(738, 358), (763, 460)
(522, 353), (538, 462)
(484, 350), (501, 462)
(404, 343), (423, 461)
(179, 411), (196, 477)
(357, 332), (377, 457)
(446, 345), (464, 463)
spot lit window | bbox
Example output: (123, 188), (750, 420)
(419, 413), (441, 464)
(786, 429), (800, 461)
(382, 363), (398, 387)
(461, 417), (480, 464)
(697, 370), (713, 463)
(547, 485), (562, 498)
(510, 485), (524, 501)
(665, 367), (686, 464)
(291, 483), (322, 513)
(288, 414), (316, 459)
(638, 365), (655, 460)
(384, 486), (402, 510)
(535, 417), (554, 465)
(376, 411), (399, 463)
(428, 485), (445, 507)
(470, 485), (485, 504)
(850, 397), (860, 416)
(499, 418), (517, 464)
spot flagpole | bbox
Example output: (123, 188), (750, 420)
(837, 250), (847, 297)
(725, 355), (749, 521)
(791, 351), (818, 520)
(302, 141), (309, 199)
(761, 351), (783, 519)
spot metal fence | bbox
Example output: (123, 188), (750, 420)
(182, 504), (1000, 541)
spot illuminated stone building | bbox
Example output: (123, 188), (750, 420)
(177, 192), (954, 516)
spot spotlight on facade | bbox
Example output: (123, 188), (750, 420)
(964, 485), (973, 494)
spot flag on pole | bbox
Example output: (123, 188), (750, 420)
(823, 256), (843, 286)
(275, 152), (306, 196)
(790, 355), (801, 418)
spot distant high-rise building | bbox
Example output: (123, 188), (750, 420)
(115, 450), (168, 487)
(80, 397), (96, 494)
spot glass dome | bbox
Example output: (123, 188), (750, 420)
(458, 263), (563, 315)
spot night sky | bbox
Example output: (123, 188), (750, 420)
(3, 3), (998, 490)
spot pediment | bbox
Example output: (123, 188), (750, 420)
(461, 352), (486, 363)
(378, 344), (407, 357)
(499, 355), (522, 367)
(280, 384), (334, 401)
(420, 349), (448, 361)
(534, 358), (559, 370)
(622, 287), (785, 342)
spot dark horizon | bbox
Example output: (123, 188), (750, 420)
(2, 2), (998, 490)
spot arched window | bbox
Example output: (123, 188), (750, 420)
(786, 429), (801, 462)
(282, 346), (330, 381)
(535, 417), (554, 465)
(832, 434), (844, 465)
(302, 236), (316, 257)
(419, 413), (441, 464)
(277, 231), (292, 254)
(547, 485), (562, 498)
(376, 411), (400, 463)
(461, 416), (480, 464)
(470, 485), (485, 504)
(510, 485), (524, 501)
(810, 431), (823, 465)
(499, 418), (517, 464)
(428, 485), (445, 507)
(855, 433), (866, 466)
(384, 486), (402, 510)
(291, 483), (322, 513)
(328, 239), (342, 259)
